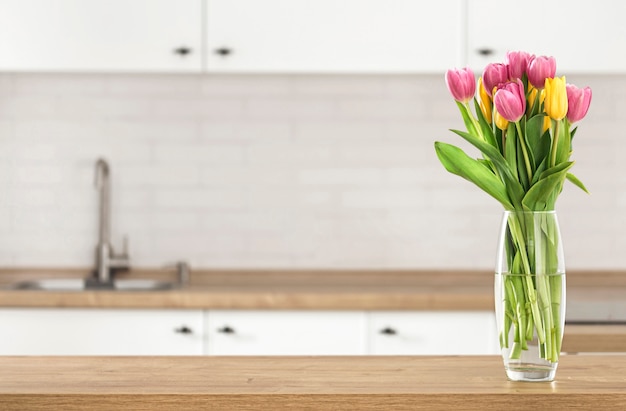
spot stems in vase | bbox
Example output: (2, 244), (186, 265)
(498, 211), (564, 364)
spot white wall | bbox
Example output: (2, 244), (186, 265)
(0, 73), (622, 269)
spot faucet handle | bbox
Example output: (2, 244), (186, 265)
(108, 235), (130, 271)
(176, 261), (190, 286)
(162, 261), (191, 287)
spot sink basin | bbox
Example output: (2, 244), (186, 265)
(8, 278), (177, 291)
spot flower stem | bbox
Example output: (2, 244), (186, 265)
(550, 119), (561, 168)
(500, 212), (564, 364)
(464, 102), (485, 142)
(515, 121), (533, 183)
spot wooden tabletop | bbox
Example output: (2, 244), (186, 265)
(1, 355), (626, 410)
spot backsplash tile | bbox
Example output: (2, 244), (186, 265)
(0, 73), (624, 269)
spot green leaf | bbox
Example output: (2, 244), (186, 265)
(538, 161), (573, 180)
(449, 129), (525, 206)
(435, 142), (513, 209)
(455, 101), (479, 137)
(522, 162), (574, 210)
(525, 114), (548, 168)
(556, 120), (571, 165)
(516, 134), (530, 190)
(505, 123), (518, 181)
(473, 98), (497, 149)
(494, 125), (504, 154)
(566, 172), (590, 194)
(531, 157), (548, 186)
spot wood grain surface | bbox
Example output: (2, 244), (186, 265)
(563, 325), (626, 352)
(0, 269), (496, 309)
(1, 268), (624, 310)
(1, 355), (626, 410)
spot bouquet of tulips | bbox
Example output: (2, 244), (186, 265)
(435, 51), (592, 364)
(436, 51), (591, 211)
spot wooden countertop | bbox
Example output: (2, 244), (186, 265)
(0, 269), (497, 310)
(1, 355), (625, 410)
(1, 268), (624, 311)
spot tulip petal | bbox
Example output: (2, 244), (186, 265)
(445, 68), (476, 103)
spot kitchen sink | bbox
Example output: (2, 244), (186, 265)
(7, 278), (178, 292)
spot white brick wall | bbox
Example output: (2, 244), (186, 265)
(0, 73), (623, 269)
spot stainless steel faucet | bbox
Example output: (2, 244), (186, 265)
(93, 158), (129, 285)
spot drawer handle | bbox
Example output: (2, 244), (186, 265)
(217, 326), (236, 334)
(214, 47), (233, 57)
(477, 47), (495, 56)
(173, 46), (193, 56)
(380, 327), (397, 336)
(174, 326), (193, 334)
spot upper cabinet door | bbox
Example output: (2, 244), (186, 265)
(205, 0), (463, 73)
(0, 0), (202, 72)
(467, 0), (626, 73)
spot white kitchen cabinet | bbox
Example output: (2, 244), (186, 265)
(0, 0), (202, 72)
(0, 308), (204, 355)
(205, 0), (463, 73)
(205, 310), (367, 355)
(368, 311), (499, 355)
(467, 0), (626, 73)
(0, 308), (498, 356)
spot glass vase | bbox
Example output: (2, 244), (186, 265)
(494, 211), (566, 382)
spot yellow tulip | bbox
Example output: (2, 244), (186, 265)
(543, 115), (551, 133)
(478, 77), (492, 124)
(494, 109), (509, 131)
(527, 85), (546, 111)
(544, 76), (568, 120)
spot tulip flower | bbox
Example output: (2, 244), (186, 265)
(566, 84), (592, 123)
(544, 76), (568, 121)
(477, 77), (492, 124)
(445, 67), (476, 103)
(495, 79), (533, 181)
(483, 63), (509, 96)
(493, 79), (526, 122)
(505, 50), (533, 80)
(494, 110), (509, 131)
(527, 85), (546, 112)
(527, 56), (556, 89)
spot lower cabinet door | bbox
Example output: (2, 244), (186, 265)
(206, 310), (367, 355)
(0, 308), (204, 355)
(368, 311), (499, 355)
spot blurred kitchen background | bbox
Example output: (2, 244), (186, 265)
(0, 0), (623, 270)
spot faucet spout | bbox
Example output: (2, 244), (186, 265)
(93, 158), (129, 285)
(95, 158), (110, 249)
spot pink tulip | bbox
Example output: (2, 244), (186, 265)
(445, 67), (476, 103)
(493, 79), (526, 122)
(527, 55), (557, 89)
(482, 63), (509, 97)
(505, 50), (533, 80)
(566, 84), (592, 123)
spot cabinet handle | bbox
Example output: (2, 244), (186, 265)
(174, 325), (193, 334)
(380, 327), (397, 336)
(477, 48), (495, 56)
(214, 47), (233, 57)
(173, 46), (193, 56)
(217, 325), (235, 334)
